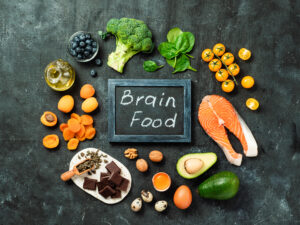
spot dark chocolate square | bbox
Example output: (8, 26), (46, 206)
(99, 186), (116, 198)
(83, 177), (97, 190)
(109, 172), (123, 186)
(111, 189), (121, 199)
(118, 177), (129, 191)
(97, 177), (115, 192)
(105, 161), (121, 174)
(100, 172), (110, 180)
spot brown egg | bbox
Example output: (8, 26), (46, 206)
(173, 185), (192, 209)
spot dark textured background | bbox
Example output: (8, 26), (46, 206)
(1, 0), (299, 224)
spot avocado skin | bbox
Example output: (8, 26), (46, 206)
(198, 171), (239, 200)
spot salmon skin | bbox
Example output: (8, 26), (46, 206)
(198, 95), (258, 166)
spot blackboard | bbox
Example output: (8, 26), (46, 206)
(108, 79), (191, 142)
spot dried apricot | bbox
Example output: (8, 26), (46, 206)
(85, 127), (96, 140)
(58, 95), (74, 113)
(67, 138), (79, 150)
(81, 115), (93, 125)
(40, 111), (57, 127)
(67, 118), (81, 133)
(82, 97), (98, 113)
(63, 128), (75, 141)
(70, 113), (81, 123)
(59, 123), (68, 132)
(76, 124), (85, 138)
(80, 84), (95, 99)
(43, 134), (59, 149)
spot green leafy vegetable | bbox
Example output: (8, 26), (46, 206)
(143, 60), (164, 72)
(167, 27), (183, 43)
(158, 28), (197, 74)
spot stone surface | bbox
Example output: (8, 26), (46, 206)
(0, 0), (299, 224)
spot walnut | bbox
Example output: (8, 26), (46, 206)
(124, 148), (138, 159)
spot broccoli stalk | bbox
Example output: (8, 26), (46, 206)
(101, 18), (154, 73)
(107, 40), (139, 73)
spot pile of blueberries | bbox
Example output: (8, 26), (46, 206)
(69, 32), (98, 61)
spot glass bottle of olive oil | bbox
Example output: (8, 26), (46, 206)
(44, 59), (75, 91)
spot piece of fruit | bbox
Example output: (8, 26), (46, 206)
(80, 84), (95, 99)
(213, 43), (226, 56)
(176, 153), (217, 179)
(81, 114), (93, 125)
(222, 80), (235, 93)
(227, 63), (240, 76)
(173, 185), (192, 209)
(215, 69), (229, 82)
(90, 69), (97, 77)
(238, 48), (251, 60)
(246, 98), (259, 110)
(43, 134), (59, 149)
(82, 97), (99, 113)
(221, 52), (234, 65)
(67, 138), (79, 150)
(59, 123), (68, 132)
(67, 118), (81, 133)
(209, 59), (222, 72)
(58, 95), (74, 113)
(201, 49), (214, 62)
(241, 76), (255, 88)
(198, 171), (239, 200)
(40, 111), (57, 127)
(63, 128), (75, 141)
(70, 113), (81, 123)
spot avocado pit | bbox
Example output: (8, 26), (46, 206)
(184, 158), (204, 174)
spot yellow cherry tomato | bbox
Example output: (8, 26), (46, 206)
(238, 48), (251, 60)
(246, 98), (259, 110)
(215, 69), (229, 82)
(201, 49), (214, 62)
(241, 76), (255, 88)
(221, 52), (234, 65)
(213, 43), (226, 56)
(209, 59), (222, 72)
(227, 63), (240, 76)
(221, 79), (235, 93)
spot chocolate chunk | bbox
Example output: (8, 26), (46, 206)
(100, 172), (110, 180)
(83, 177), (97, 190)
(105, 161), (121, 174)
(109, 172), (123, 186)
(99, 186), (116, 198)
(118, 177), (129, 191)
(97, 177), (115, 192)
(111, 189), (121, 199)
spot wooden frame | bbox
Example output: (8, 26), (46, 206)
(108, 79), (191, 143)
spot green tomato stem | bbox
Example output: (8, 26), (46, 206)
(214, 54), (238, 85)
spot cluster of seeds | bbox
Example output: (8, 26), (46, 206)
(78, 149), (108, 175)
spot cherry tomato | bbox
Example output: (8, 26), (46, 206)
(215, 69), (228, 82)
(246, 98), (259, 110)
(209, 59), (222, 72)
(221, 52), (234, 65)
(241, 76), (255, 88)
(213, 43), (226, 56)
(221, 79), (235, 93)
(201, 49), (214, 62)
(238, 48), (251, 60)
(227, 63), (240, 76)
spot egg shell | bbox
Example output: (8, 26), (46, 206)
(173, 185), (192, 210)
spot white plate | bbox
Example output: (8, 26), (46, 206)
(69, 147), (132, 204)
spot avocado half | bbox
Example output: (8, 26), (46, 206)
(176, 153), (217, 179)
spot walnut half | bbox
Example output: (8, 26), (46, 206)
(124, 148), (138, 159)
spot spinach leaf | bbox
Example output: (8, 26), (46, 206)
(143, 60), (164, 72)
(172, 55), (197, 73)
(167, 27), (183, 43)
(175, 32), (195, 54)
(158, 42), (179, 59)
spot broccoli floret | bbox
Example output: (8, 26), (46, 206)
(102, 18), (154, 73)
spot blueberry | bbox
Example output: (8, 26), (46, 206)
(77, 54), (83, 60)
(71, 42), (78, 49)
(85, 33), (91, 39)
(79, 41), (85, 47)
(84, 51), (90, 57)
(75, 47), (82, 53)
(79, 34), (86, 40)
(95, 58), (102, 66)
(92, 47), (97, 53)
(70, 49), (77, 56)
(73, 36), (80, 42)
(92, 41), (97, 48)
(85, 39), (92, 45)
(85, 45), (92, 52)
(90, 69), (97, 77)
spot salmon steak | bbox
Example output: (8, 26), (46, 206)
(198, 95), (258, 166)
